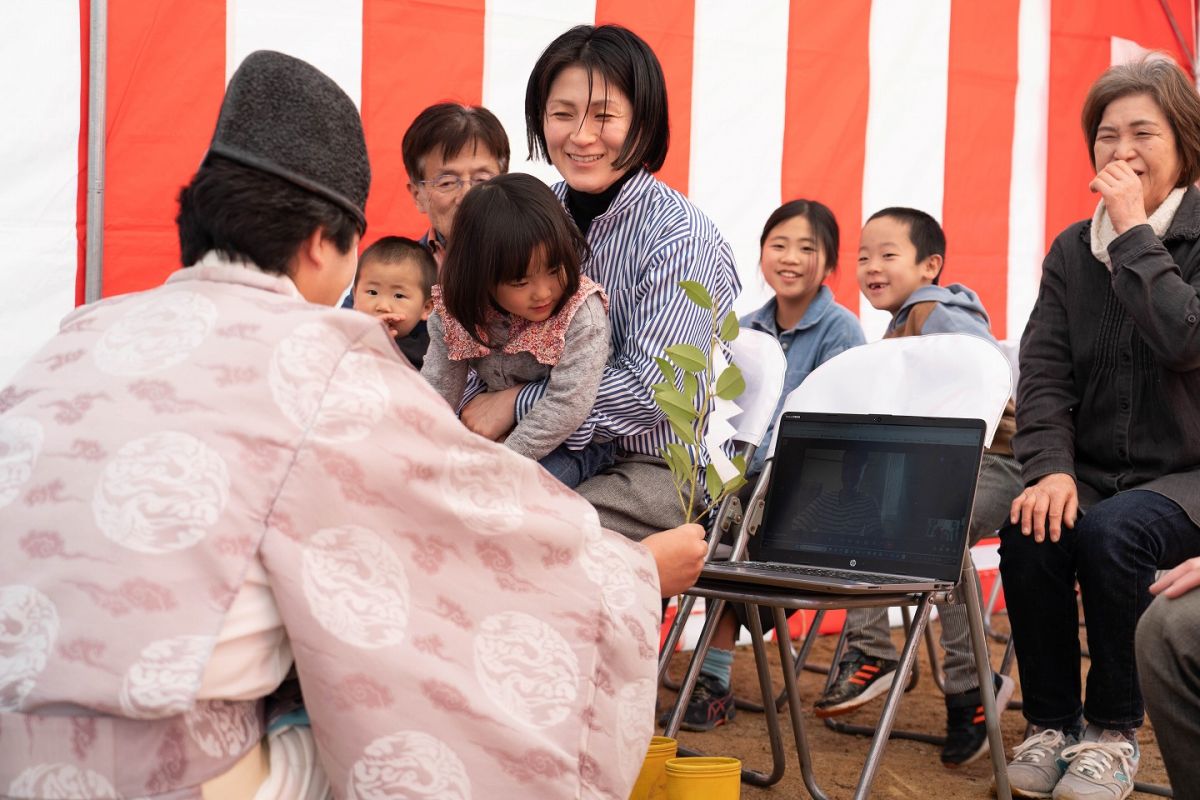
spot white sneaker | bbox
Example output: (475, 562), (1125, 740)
(1052, 729), (1138, 800)
(1007, 728), (1077, 798)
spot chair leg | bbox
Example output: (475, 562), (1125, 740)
(658, 594), (698, 684)
(661, 596), (725, 739)
(735, 609), (826, 714)
(1133, 781), (1174, 797)
(766, 606), (833, 800)
(923, 609), (947, 695)
(799, 608), (834, 675)
(963, 563), (1012, 800)
(663, 595), (789, 787)
(851, 594), (935, 800)
(823, 605), (945, 746)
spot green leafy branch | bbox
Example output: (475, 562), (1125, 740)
(653, 280), (748, 525)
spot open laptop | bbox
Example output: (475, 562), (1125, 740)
(701, 411), (986, 594)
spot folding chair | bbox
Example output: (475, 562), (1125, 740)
(658, 327), (786, 674)
(662, 333), (1015, 800)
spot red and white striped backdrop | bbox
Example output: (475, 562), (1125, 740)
(2, 0), (1195, 384)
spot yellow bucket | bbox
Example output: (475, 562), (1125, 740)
(629, 736), (678, 800)
(664, 756), (741, 799)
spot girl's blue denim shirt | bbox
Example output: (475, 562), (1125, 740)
(740, 285), (865, 476)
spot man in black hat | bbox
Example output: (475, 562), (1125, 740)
(0, 50), (705, 799)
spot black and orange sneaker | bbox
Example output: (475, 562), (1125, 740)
(812, 649), (898, 718)
(941, 673), (1016, 767)
(677, 674), (736, 732)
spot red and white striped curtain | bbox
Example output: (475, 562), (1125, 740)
(2, 0), (1195, 384)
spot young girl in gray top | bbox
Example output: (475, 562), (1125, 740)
(422, 172), (614, 487)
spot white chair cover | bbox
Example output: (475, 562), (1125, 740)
(727, 328), (786, 447)
(765, 333), (1012, 459)
(996, 338), (1020, 400)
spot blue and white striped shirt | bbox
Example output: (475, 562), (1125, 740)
(511, 169), (741, 461)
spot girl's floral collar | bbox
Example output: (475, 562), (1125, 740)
(433, 276), (608, 366)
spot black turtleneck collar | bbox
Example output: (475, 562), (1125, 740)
(565, 168), (638, 237)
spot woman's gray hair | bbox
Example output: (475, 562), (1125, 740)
(1081, 55), (1200, 186)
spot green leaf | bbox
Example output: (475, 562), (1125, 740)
(668, 418), (698, 446)
(704, 463), (723, 499)
(719, 310), (741, 342)
(653, 382), (698, 420)
(665, 344), (707, 374)
(678, 280), (713, 310)
(731, 454), (748, 477)
(682, 372), (698, 402)
(664, 443), (693, 482)
(659, 447), (688, 487)
(663, 407), (699, 437)
(722, 474), (748, 494)
(715, 363), (747, 400)
(654, 356), (675, 384)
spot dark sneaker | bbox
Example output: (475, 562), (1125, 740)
(813, 649), (898, 718)
(1006, 728), (1077, 798)
(942, 673), (1016, 767)
(675, 673), (736, 732)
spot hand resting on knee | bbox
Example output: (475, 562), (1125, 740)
(1009, 472), (1079, 543)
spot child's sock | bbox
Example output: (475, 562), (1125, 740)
(699, 647), (734, 690)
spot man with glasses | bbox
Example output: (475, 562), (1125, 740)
(403, 102), (511, 265)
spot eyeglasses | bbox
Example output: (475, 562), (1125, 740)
(418, 174), (495, 195)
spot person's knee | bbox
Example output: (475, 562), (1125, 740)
(1072, 503), (1142, 572)
(1135, 594), (1172, 674)
(1137, 590), (1200, 680)
(997, 522), (1043, 584)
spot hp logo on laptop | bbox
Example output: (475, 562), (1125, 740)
(850, 559), (857, 567)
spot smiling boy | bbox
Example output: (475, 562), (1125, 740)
(815, 207), (1023, 768)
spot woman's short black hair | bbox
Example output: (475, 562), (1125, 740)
(441, 173), (589, 347)
(760, 199), (841, 272)
(525, 24), (669, 174)
(177, 156), (359, 273)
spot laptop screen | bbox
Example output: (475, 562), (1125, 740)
(752, 413), (986, 582)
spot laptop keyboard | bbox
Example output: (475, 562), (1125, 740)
(765, 564), (918, 585)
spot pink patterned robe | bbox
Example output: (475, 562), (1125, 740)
(0, 262), (661, 799)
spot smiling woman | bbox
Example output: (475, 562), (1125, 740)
(542, 65), (635, 196)
(454, 24), (743, 542)
(998, 55), (1200, 799)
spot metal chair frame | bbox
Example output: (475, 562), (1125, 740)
(660, 464), (1014, 800)
(660, 334), (1019, 799)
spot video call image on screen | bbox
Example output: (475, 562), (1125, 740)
(760, 424), (980, 572)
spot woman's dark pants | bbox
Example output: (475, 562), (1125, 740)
(998, 489), (1200, 730)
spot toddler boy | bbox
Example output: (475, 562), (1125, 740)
(352, 236), (436, 368)
(814, 207), (1021, 768)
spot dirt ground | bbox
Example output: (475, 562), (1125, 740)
(658, 613), (1172, 799)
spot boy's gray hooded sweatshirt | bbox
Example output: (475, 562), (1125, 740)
(885, 282), (1014, 454)
(886, 283), (995, 341)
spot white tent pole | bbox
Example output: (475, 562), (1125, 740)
(84, 0), (107, 304)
